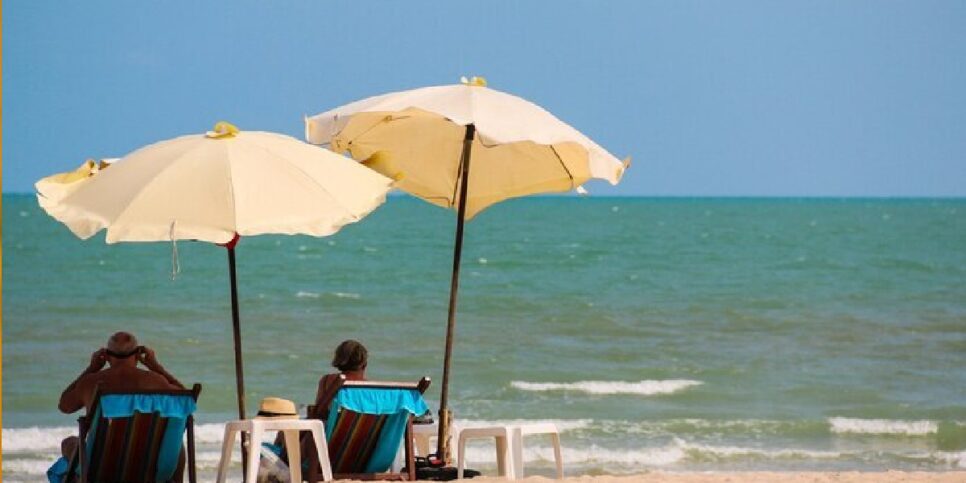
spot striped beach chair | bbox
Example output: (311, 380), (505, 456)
(69, 384), (202, 483)
(306, 377), (431, 481)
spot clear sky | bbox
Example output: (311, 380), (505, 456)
(4, 1), (965, 196)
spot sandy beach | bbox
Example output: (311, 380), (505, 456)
(449, 473), (966, 483)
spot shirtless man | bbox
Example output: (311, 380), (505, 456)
(58, 331), (184, 414)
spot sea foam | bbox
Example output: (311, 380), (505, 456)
(828, 417), (938, 435)
(458, 443), (687, 468)
(459, 439), (843, 469)
(456, 418), (592, 432)
(675, 438), (843, 460)
(511, 379), (702, 396)
(2, 425), (75, 452)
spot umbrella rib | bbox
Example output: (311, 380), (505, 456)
(224, 142), (239, 234)
(549, 145), (576, 190)
(336, 113), (396, 155)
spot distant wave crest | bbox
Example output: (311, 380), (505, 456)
(296, 290), (361, 300)
(828, 417), (938, 435)
(511, 379), (702, 396)
(2, 426), (75, 452)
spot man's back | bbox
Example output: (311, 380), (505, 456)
(59, 365), (178, 413)
(58, 332), (185, 414)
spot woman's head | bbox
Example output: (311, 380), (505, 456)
(331, 339), (368, 372)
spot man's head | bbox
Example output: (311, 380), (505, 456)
(105, 331), (139, 366)
(331, 339), (368, 372)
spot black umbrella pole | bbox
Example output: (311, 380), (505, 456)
(437, 124), (476, 463)
(228, 247), (247, 420)
(227, 247), (250, 479)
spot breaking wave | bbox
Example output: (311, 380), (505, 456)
(511, 380), (702, 396)
(828, 417), (938, 435)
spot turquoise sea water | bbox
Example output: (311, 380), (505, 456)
(3, 194), (966, 480)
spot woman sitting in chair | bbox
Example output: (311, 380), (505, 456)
(310, 339), (368, 420)
(274, 340), (369, 467)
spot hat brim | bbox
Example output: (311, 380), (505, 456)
(255, 411), (299, 419)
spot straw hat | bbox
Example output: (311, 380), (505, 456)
(255, 397), (298, 419)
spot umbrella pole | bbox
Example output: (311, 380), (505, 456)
(436, 124), (476, 464)
(227, 246), (250, 478)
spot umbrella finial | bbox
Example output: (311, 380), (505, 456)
(206, 121), (240, 139)
(460, 76), (487, 87)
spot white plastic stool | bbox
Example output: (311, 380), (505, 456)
(457, 423), (563, 480)
(215, 419), (333, 483)
(514, 423), (564, 479)
(457, 426), (516, 479)
(411, 422), (461, 460)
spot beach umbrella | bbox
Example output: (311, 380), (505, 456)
(36, 122), (393, 422)
(305, 78), (629, 461)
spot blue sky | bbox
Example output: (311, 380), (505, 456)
(4, 1), (965, 196)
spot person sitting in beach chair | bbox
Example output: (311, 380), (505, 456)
(306, 375), (432, 481)
(53, 331), (191, 482)
(267, 340), (428, 480)
(272, 339), (371, 462)
(312, 339), (370, 421)
(66, 383), (202, 483)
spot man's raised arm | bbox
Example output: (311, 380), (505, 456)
(138, 346), (185, 389)
(59, 349), (106, 413)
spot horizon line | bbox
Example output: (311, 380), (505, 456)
(4, 192), (964, 201)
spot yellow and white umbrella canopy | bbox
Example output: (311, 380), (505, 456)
(37, 122), (392, 244)
(305, 77), (629, 219)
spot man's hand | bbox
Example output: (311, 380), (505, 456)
(88, 349), (107, 372)
(136, 346), (185, 389)
(137, 346), (163, 372)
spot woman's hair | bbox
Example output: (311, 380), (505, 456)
(331, 339), (368, 372)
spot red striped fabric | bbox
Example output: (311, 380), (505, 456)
(327, 409), (389, 474)
(87, 411), (169, 482)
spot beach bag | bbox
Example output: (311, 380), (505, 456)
(407, 456), (481, 480)
(257, 443), (291, 483)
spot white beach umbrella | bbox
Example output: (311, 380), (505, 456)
(36, 122), (393, 423)
(305, 78), (629, 461)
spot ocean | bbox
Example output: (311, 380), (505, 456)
(3, 194), (965, 481)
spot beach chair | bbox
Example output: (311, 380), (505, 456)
(67, 384), (202, 483)
(306, 376), (431, 482)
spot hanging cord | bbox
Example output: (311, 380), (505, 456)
(170, 221), (181, 281)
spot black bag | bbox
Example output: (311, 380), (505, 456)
(407, 456), (481, 481)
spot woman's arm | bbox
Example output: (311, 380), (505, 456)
(310, 373), (344, 420)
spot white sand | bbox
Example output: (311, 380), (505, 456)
(463, 473), (966, 482)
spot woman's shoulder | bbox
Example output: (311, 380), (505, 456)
(317, 372), (344, 390)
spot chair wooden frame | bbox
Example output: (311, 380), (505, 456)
(306, 376), (431, 482)
(69, 384), (202, 483)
